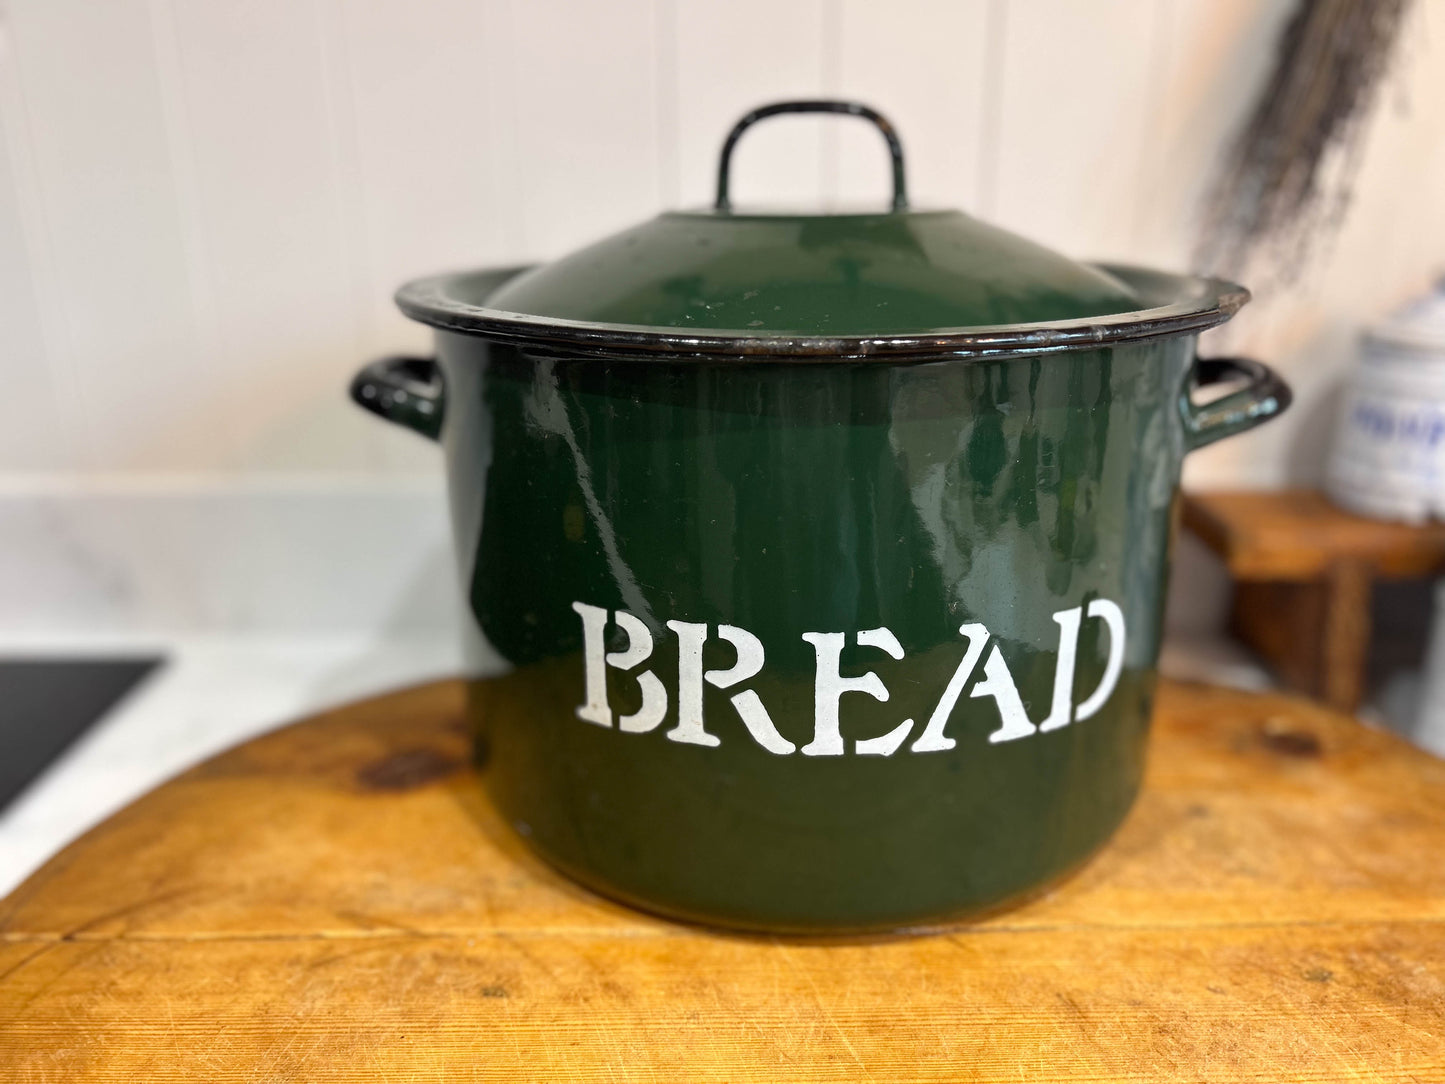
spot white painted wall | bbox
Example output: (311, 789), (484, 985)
(1, 0), (1443, 634)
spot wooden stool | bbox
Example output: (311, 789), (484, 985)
(3, 679), (1445, 1080)
(1182, 489), (1445, 713)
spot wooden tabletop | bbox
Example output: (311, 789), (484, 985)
(3, 679), (1444, 1081)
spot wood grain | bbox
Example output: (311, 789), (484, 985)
(3, 679), (1444, 1081)
(1182, 490), (1445, 581)
(1231, 562), (1375, 712)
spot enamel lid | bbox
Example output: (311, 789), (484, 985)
(397, 101), (1248, 359)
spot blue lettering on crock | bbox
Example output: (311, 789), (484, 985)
(571, 600), (1127, 757)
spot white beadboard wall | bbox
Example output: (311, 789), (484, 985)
(2, 0), (1444, 635)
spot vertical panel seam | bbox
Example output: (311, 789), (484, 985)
(316, 0), (375, 349)
(654, 0), (679, 208)
(976, 0), (1007, 219)
(0, 5), (87, 469)
(144, 0), (240, 464)
(819, 0), (841, 203)
(1133, 0), (1177, 256)
(498, 0), (530, 256)
(472, 0), (525, 258)
(313, 0), (381, 469)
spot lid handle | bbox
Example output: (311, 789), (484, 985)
(715, 100), (908, 212)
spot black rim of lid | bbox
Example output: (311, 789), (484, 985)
(396, 263), (1249, 362)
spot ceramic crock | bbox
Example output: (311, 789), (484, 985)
(1327, 276), (1445, 523)
(352, 101), (1290, 933)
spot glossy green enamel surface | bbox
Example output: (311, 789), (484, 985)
(484, 209), (1142, 335)
(437, 335), (1194, 931)
(360, 98), (1286, 931)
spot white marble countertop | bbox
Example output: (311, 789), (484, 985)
(0, 633), (465, 898)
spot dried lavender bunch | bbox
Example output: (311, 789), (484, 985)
(1199, 0), (1413, 280)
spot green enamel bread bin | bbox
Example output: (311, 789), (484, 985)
(352, 101), (1290, 933)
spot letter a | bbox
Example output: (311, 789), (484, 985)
(910, 623), (990, 753)
(971, 645), (1038, 744)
